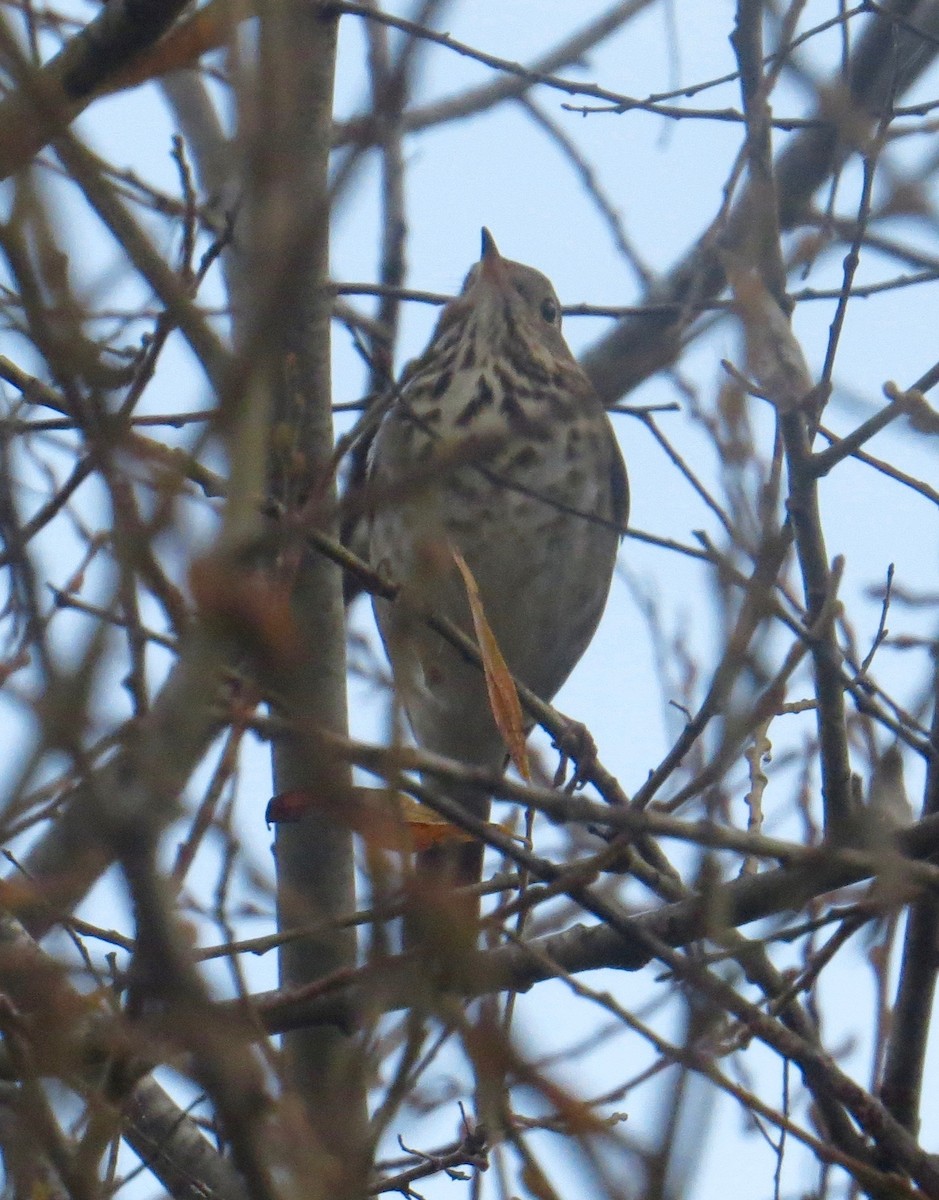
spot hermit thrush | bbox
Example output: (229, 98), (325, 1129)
(368, 230), (628, 914)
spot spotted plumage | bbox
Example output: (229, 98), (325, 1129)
(368, 229), (628, 909)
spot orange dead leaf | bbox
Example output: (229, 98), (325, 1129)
(451, 548), (531, 780)
(521, 1160), (564, 1200)
(267, 786), (411, 850)
(0, 875), (50, 915)
(189, 556), (300, 668)
(266, 789), (314, 824)
(395, 794), (475, 852)
(532, 1074), (614, 1137)
(99, 0), (245, 95)
(266, 786), (472, 854)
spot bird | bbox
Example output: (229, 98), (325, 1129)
(367, 228), (628, 934)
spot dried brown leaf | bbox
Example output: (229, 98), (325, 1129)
(99, 0), (245, 95)
(266, 786), (473, 853)
(452, 548), (531, 780)
(189, 556), (300, 668)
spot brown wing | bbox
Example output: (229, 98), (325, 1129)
(565, 363), (630, 534)
(608, 426), (629, 533)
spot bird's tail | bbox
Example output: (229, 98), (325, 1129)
(405, 785), (490, 954)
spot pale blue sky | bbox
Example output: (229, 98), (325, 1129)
(3, 3), (938, 1197)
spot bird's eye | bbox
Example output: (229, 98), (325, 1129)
(540, 297), (559, 324)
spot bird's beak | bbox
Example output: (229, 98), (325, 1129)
(479, 227), (507, 284)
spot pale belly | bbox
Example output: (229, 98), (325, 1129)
(369, 419), (619, 762)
